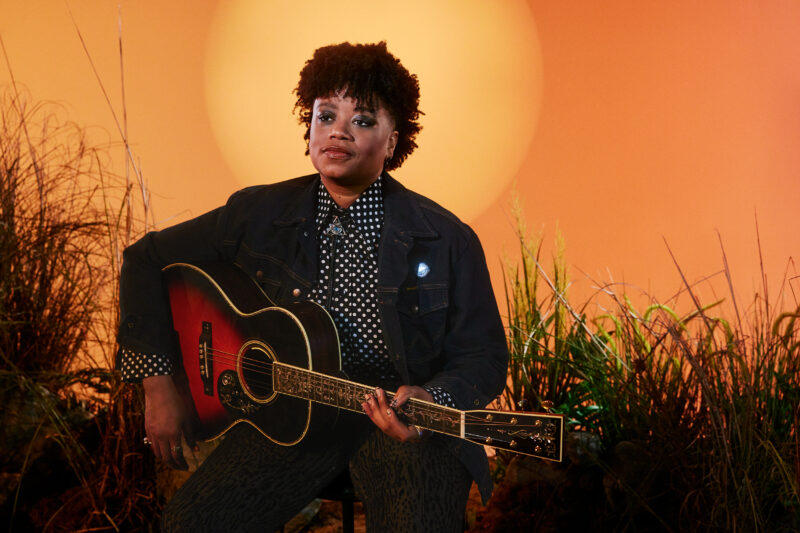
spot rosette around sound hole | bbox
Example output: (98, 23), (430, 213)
(237, 340), (277, 402)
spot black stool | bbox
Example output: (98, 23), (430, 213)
(317, 469), (358, 533)
(279, 469), (359, 533)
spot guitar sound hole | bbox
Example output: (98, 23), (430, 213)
(239, 344), (275, 401)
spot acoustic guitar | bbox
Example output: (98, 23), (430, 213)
(163, 262), (564, 462)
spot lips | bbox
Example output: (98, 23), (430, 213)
(322, 146), (352, 160)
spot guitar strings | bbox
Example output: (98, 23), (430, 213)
(203, 369), (549, 430)
(195, 347), (557, 429)
(207, 352), (549, 428)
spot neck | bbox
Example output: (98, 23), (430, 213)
(320, 174), (379, 209)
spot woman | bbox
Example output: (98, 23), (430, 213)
(118, 41), (508, 532)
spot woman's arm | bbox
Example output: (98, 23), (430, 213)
(117, 192), (248, 467)
(420, 230), (509, 411)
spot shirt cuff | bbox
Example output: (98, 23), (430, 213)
(423, 386), (456, 408)
(117, 347), (174, 383)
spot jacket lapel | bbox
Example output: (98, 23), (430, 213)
(378, 173), (439, 292)
(377, 174), (440, 383)
(272, 174), (319, 287)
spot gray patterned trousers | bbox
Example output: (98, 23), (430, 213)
(161, 415), (472, 532)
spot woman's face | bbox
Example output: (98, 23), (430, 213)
(309, 92), (398, 189)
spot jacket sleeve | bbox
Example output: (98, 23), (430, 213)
(115, 191), (248, 380)
(421, 230), (509, 410)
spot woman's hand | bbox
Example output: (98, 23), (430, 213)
(362, 386), (432, 442)
(143, 375), (195, 470)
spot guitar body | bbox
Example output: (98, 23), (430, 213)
(164, 262), (341, 444)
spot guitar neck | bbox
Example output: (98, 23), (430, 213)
(273, 362), (564, 461)
(273, 362), (463, 438)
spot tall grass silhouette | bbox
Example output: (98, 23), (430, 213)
(0, 83), (157, 530)
(500, 200), (799, 531)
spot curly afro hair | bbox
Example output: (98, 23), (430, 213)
(294, 41), (422, 171)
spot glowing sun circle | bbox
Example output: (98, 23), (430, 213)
(204, 0), (542, 222)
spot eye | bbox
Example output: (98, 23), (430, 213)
(316, 110), (334, 122)
(353, 115), (376, 128)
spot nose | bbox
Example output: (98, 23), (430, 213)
(329, 116), (353, 140)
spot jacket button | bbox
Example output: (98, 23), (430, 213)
(292, 288), (301, 297)
(473, 399), (480, 406)
(411, 304), (419, 314)
(255, 270), (263, 279)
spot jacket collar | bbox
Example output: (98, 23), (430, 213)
(273, 172), (439, 241)
(382, 173), (439, 241)
(272, 174), (318, 227)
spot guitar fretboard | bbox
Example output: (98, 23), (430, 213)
(273, 363), (463, 437)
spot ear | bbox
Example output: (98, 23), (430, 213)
(386, 130), (399, 159)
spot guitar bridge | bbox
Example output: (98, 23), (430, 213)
(199, 321), (213, 396)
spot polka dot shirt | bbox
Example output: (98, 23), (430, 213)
(310, 177), (396, 385)
(118, 347), (173, 380)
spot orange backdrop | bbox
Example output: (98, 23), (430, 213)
(1, 1), (797, 312)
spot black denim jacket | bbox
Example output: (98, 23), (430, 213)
(117, 173), (509, 502)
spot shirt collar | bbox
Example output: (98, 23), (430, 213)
(315, 176), (384, 233)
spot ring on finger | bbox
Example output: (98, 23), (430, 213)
(143, 437), (151, 446)
(386, 408), (393, 417)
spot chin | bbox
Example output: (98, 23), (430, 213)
(317, 166), (380, 187)
(321, 172), (370, 185)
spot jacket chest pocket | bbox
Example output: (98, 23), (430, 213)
(236, 252), (308, 305)
(397, 284), (449, 360)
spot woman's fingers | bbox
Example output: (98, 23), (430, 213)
(143, 375), (191, 470)
(146, 431), (188, 470)
(362, 388), (424, 442)
(168, 440), (188, 470)
(393, 385), (434, 409)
